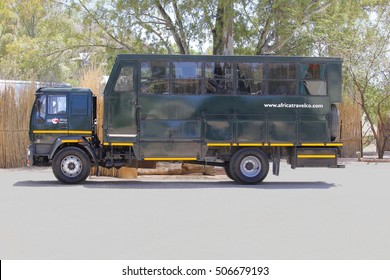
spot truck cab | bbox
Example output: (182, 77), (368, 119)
(28, 88), (97, 182)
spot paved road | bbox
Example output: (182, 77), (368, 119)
(1, 161), (389, 260)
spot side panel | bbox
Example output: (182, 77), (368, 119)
(204, 116), (234, 142)
(236, 118), (266, 142)
(268, 117), (297, 143)
(235, 95), (331, 144)
(138, 95), (203, 159)
(68, 91), (93, 132)
(327, 63), (342, 104)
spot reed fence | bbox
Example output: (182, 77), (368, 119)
(339, 97), (362, 157)
(0, 85), (35, 168)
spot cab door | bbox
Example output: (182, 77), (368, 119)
(32, 93), (68, 154)
(104, 61), (138, 144)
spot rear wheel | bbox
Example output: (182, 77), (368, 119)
(224, 163), (234, 180)
(52, 147), (90, 184)
(229, 148), (269, 184)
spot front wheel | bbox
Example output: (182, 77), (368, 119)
(229, 148), (269, 184)
(52, 147), (91, 184)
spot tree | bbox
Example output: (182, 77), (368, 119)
(71, 0), (338, 56)
(316, 0), (390, 158)
(234, 0), (335, 55)
(345, 4), (389, 158)
(0, 0), (83, 81)
(0, 0), (17, 55)
(72, 0), (209, 54)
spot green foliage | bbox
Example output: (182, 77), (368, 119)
(319, 0), (390, 157)
(0, 1), (389, 158)
(0, 0), (17, 54)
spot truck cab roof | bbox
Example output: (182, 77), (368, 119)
(36, 87), (93, 95)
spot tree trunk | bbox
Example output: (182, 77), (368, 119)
(212, 0), (233, 55)
(377, 118), (390, 159)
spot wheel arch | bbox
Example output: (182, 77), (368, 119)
(49, 137), (95, 163)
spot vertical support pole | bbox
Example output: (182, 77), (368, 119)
(273, 147), (280, 176)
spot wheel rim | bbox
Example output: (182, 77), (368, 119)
(61, 155), (83, 177)
(240, 155), (261, 178)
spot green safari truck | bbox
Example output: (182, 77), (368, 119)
(28, 54), (343, 184)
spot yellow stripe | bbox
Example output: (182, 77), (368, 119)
(68, 130), (92, 134)
(301, 143), (325, 146)
(270, 143), (294, 147)
(61, 140), (83, 143)
(103, 142), (133, 146)
(144, 157), (197, 161)
(207, 143), (231, 147)
(301, 143), (343, 147)
(238, 143), (264, 147)
(297, 154), (336, 159)
(33, 130), (92, 134)
(111, 143), (133, 146)
(33, 130), (67, 134)
(208, 143), (289, 147)
(326, 143), (343, 147)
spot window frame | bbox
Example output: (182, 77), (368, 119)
(140, 60), (171, 95)
(236, 62), (265, 96)
(205, 61), (233, 95)
(172, 61), (203, 95)
(47, 95), (67, 115)
(299, 63), (328, 96)
(268, 62), (298, 96)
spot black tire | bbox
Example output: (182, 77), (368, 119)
(52, 147), (91, 184)
(224, 163), (235, 181)
(229, 148), (269, 184)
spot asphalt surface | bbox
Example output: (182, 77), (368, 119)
(1, 160), (390, 260)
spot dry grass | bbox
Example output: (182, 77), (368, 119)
(79, 64), (106, 141)
(339, 96), (362, 157)
(0, 85), (35, 168)
(79, 64), (119, 177)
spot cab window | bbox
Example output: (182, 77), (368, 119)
(48, 95), (66, 114)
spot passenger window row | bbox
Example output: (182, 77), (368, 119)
(134, 61), (327, 96)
